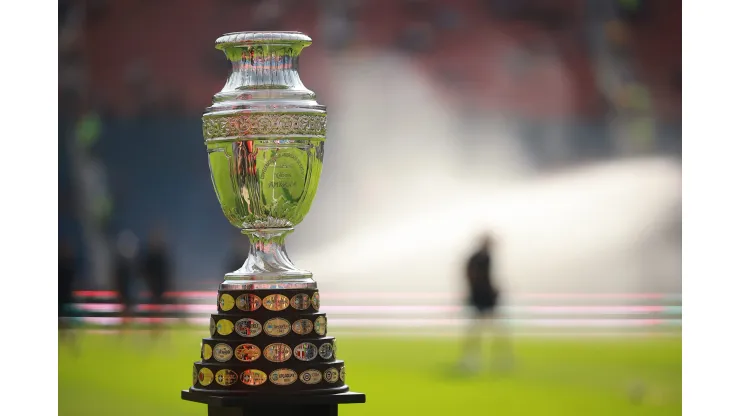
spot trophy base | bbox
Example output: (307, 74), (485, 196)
(186, 385), (350, 397)
(188, 285), (356, 397)
(181, 389), (366, 416)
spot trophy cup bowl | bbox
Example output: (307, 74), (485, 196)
(203, 32), (326, 288)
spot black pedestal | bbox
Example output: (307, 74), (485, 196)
(182, 389), (366, 416)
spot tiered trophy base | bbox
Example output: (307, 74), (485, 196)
(183, 282), (365, 414)
(181, 389), (366, 416)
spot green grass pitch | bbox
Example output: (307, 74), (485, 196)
(59, 330), (680, 415)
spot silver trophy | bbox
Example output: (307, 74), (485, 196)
(203, 32), (325, 290)
(184, 31), (364, 410)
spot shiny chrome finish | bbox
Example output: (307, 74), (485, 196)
(220, 281), (317, 291)
(204, 32), (325, 289)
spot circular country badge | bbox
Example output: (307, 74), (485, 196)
(311, 292), (320, 311)
(241, 369), (267, 386)
(340, 366), (345, 382)
(263, 317), (291, 337)
(234, 318), (262, 337)
(198, 367), (214, 386)
(219, 293), (235, 312)
(293, 342), (318, 362)
(263, 294), (290, 311)
(290, 293), (310, 310)
(236, 294), (262, 312)
(213, 343), (233, 362)
(314, 316), (327, 336)
(263, 343), (292, 363)
(216, 319), (234, 336)
(269, 369), (298, 386)
(234, 344), (261, 362)
(319, 342), (333, 360)
(209, 317), (216, 336)
(201, 343), (213, 360)
(299, 369), (322, 385)
(291, 319), (313, 335)
(324, 367), (339, 383)
(215, 369), (238, 387)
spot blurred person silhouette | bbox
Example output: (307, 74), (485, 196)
(459, 233), (514, 373)
(114, 230), (139, 329)
(141, 227), (172, 335)
(59, 238), (78, 346)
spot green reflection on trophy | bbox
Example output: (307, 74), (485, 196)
(203, 32), (326, 287)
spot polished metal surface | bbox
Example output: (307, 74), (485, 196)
(220, 280), (318, 291)
(204, 32), (325, 286)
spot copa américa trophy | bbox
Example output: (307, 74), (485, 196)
(182, 32), (365, 414)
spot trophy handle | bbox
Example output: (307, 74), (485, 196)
(223, 228), (315, 290)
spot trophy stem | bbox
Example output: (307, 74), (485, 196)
(222, 227), (315, 290)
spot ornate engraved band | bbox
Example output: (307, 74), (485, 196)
(203, 113), (326, 141)
(217, 291), (319, 313)
(193, 362), (345, 388)
(209, 314), (327, 337)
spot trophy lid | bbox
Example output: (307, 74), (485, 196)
(215, 31), (312, 49)
(206, 31), (322, 113)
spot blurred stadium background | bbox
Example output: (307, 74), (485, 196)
(58, 0), (681, 414)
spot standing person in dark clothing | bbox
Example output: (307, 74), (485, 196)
(59, 239), (76, 319)
(459, 234), (514, 372)
(114, 230), (139, 328)
(59, 238), (77, 346)
(142, 228), (171, 305)
(141, 228), (172, 334)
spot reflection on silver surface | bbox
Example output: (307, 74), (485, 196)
(220, 281), (318, 291)
(204, 32), (325, 288)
